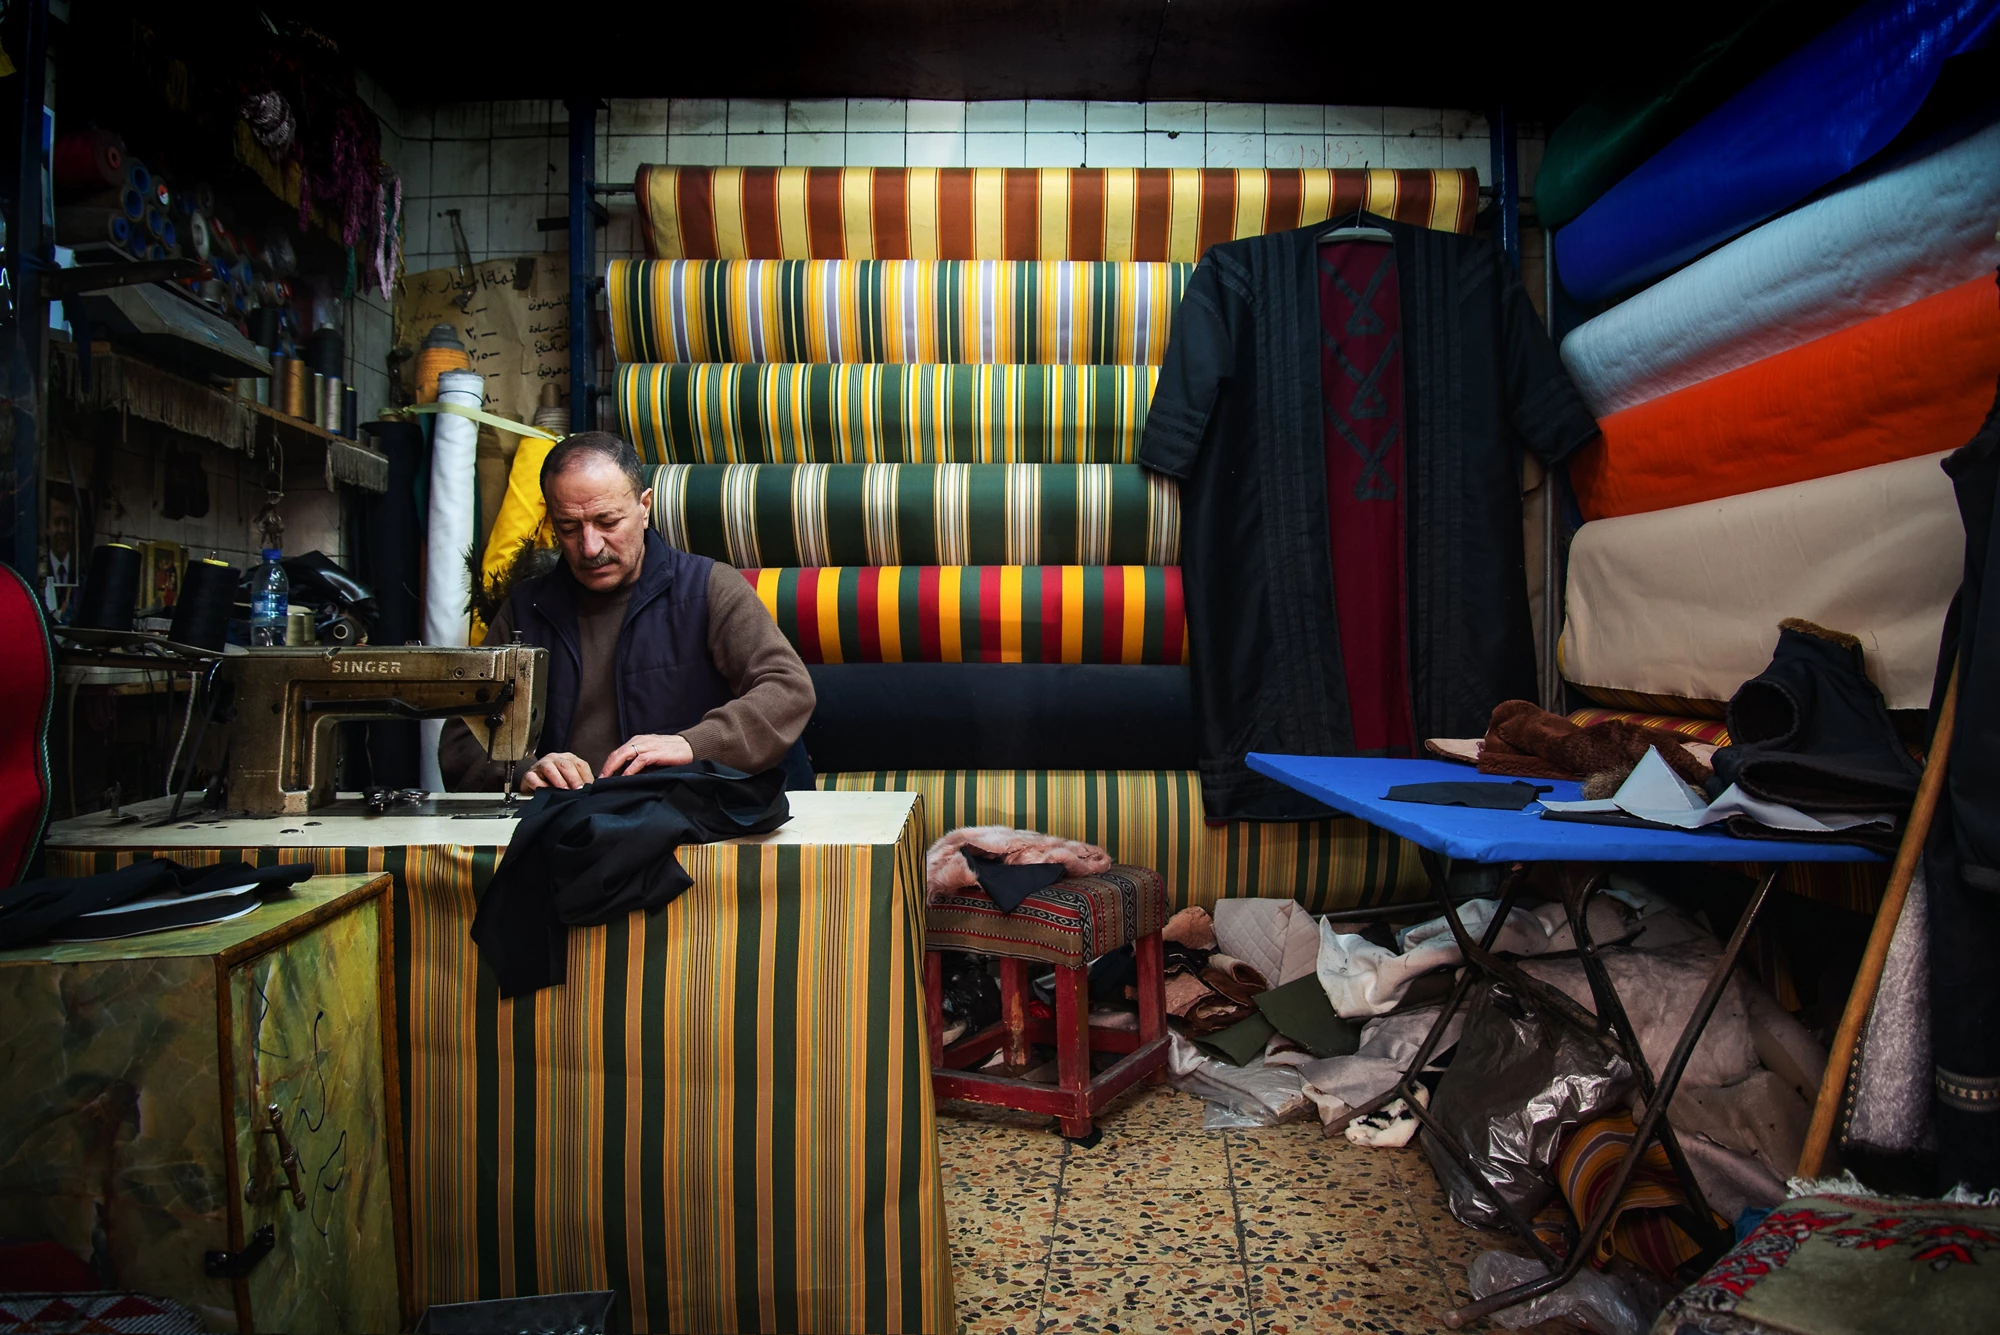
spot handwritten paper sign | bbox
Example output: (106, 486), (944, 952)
(393, 256), (570, 426)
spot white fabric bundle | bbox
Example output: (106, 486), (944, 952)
(1560, 453), (1959, 712)
(1562, 119), (2000, 416)
(420, 368), (486, 790)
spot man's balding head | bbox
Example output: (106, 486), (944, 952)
(541, 432), (654, 592)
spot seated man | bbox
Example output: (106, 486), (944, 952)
(440, 431), (815, 792)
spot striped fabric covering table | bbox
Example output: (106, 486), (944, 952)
(43, 790), (951, 1335)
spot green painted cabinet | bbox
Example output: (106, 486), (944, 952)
(0, 871), (406, 1333)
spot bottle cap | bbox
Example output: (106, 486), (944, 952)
(262, 548), (282, 560)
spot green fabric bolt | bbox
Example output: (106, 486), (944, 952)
(1253, 975), (1362, 1059)
(1537, 0), (1863, 230)
(1194, 1011), (1278, 1067)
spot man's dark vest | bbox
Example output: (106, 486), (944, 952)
(503, 529), (811, 787)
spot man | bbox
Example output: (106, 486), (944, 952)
(42, 491), (76, 614)
(439, 431), (815, 792)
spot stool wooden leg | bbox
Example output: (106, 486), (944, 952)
(1053, 963), (1094, 1138)
(999, 959), (1033, 1069)
(1135, 929), (1167, 1085)
(925, 951), (946, 1067)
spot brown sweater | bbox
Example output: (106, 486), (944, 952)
(438, 563), (814, 791)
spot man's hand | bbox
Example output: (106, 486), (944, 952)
(602, 733), (695, 777)
(521, 752), (595, 791)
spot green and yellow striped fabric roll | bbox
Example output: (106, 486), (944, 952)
(49, 830), (953, 1335)
(607, 258), (1191, 366)
(650, 463), (1178, 567)
(819, 769), (1432, 913)
(619, 363), (1157, 465)
(742, 565), (1186, 664)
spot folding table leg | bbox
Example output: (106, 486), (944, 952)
(1564, 873), (1732, 1256)
(1446, 869), (1781, 1328)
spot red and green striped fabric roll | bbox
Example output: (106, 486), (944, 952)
(741, 565), (1187, 665)
(651, 463), (1178, 568)
(619, 362), (1157, 465)
(607, 258), (1191, 366)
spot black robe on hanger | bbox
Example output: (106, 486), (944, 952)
(1139, 214), (1600, 821)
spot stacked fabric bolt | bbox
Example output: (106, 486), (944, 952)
(608, 166), (1480, 913)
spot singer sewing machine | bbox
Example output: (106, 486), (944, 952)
(221, 644), (546, 816)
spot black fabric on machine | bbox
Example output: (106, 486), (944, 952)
(0, 859), (313, 948)
(1138, 214), (1600, 821)
(803, 664), (1196, 770)
(281, 550), (378, 630)
(472, 762), (791, 998)
(1710, 621), (1924, 814)
(1928, 374), (2000, 1192)
(1386, 781), (1551, 811)
(959, 847), (1065, 912)
(358, 420), (427, 788)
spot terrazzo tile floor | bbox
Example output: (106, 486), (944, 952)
(940, 1084), (1564, 1335)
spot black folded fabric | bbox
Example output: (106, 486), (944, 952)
(472, 762), (791, 997)
(1385, 781), (1551, 811)
(804, 664), (1196, 770)
(1710, 620), (1924, 813)
(961, 847), (1065, 912)
(0, 859), (313, 949)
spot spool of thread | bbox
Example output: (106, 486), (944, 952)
(168, 558), (234, 650)
(150, 178), (172, 213)
(273, 356), (301, 417)
(249, 306), (281, 349)
(286, 606), (314, 647)
(124, 159), (151, 200)
(192, 181), (215, 213)
(415, 324), (472, 404)
(343, 386), (359, 439)
(262, 230), (297, 278)
(73, 543), (142, 631)
(186, 212), (211, 259)
(54, 207), (132, 249)
(304, 327), (344, 377)
(309, 372), (325, 426)
(533, 382), (568, 435)
(145, 243), (168, 262)
(208, 215), (237, 260)
(321, 375), (344, 433)
(53, 130), (126, 200)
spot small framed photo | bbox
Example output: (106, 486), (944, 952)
(140, 539), (185, 614)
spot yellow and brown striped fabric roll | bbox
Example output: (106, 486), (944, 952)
(820, 769), (1430, 913)
(650, 463), (1178, 567)
(742, 565), (1187, 664)
(620, 362), (1157, 465)
(607, 258), (1189, 366)
(50, 833), (954, 1335)
(636, 167), (1478, 260)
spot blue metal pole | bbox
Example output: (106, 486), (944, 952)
(1488, 104), (1520, 275)
(564, 98), (602, 435)
(5, 0), (51, 578)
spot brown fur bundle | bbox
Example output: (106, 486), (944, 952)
(1478, 699), (1712, 795)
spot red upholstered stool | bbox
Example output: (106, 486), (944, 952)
(924, 865), (1170, 1139)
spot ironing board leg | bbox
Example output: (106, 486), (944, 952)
(1446, 869), (1780, 1328)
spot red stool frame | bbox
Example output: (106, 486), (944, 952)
(925, 929), (1169, 1139)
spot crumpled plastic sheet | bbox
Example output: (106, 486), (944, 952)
(1466, 1249), (1656, 1335)
(1423, 980), (1634, 1230)
(1168, 1030), (1311, 1127)
(1294, 1004), (1467, 1127)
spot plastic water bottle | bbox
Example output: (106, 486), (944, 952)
(250, 548), (289, 647)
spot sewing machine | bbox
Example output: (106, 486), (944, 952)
(221, 644), (546, 815)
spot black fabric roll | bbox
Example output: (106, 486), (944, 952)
(803, 664), (1196, 771)
(357, 421), (428, 787)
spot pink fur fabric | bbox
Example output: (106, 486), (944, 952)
(924, 825), (1114, 904)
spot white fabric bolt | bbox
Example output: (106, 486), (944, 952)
(420, 369), (486, 790)
(1562, 120), (2000, 416)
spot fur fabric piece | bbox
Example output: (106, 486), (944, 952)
(1480, 698), (1712, 791)
(1780, 616), (1861, 651)
(923, 825), (1113, 904)
(1163, 905), (1217, 949)
(467, 539), (560, 626)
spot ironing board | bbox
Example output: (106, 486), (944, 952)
(1247, 754), (1881, 1329)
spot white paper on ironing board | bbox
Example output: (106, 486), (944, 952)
(1538, 747), (1893, 834)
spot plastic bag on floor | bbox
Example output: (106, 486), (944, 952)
(1465, 1250), (1655, 1335)
(1168, 1031), (1310, 1126)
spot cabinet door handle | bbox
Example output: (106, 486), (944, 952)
(261, 1104), (307, 1210)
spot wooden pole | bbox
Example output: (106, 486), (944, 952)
(1796, 664), (1960, 1179)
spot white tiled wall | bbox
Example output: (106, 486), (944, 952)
(383, 98), (1541, 275)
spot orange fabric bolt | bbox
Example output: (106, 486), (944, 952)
(1571, 275), (2000, 521)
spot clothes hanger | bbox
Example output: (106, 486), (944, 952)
(1320, 166), (1393, 244)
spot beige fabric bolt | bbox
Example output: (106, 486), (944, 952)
(1559, 452), (1959, 711)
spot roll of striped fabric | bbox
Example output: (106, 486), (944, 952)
(740, 565), (1187, 665)
(651, 463), (1178, 567)
(606, 258), (1190, 366)
(636, 166), (1479, 261)
(619, 362), (1157, 465)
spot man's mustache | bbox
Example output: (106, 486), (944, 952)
(575, 549), (620, 568)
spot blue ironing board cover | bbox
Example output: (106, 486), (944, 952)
(1246, 754), (1884, 865)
